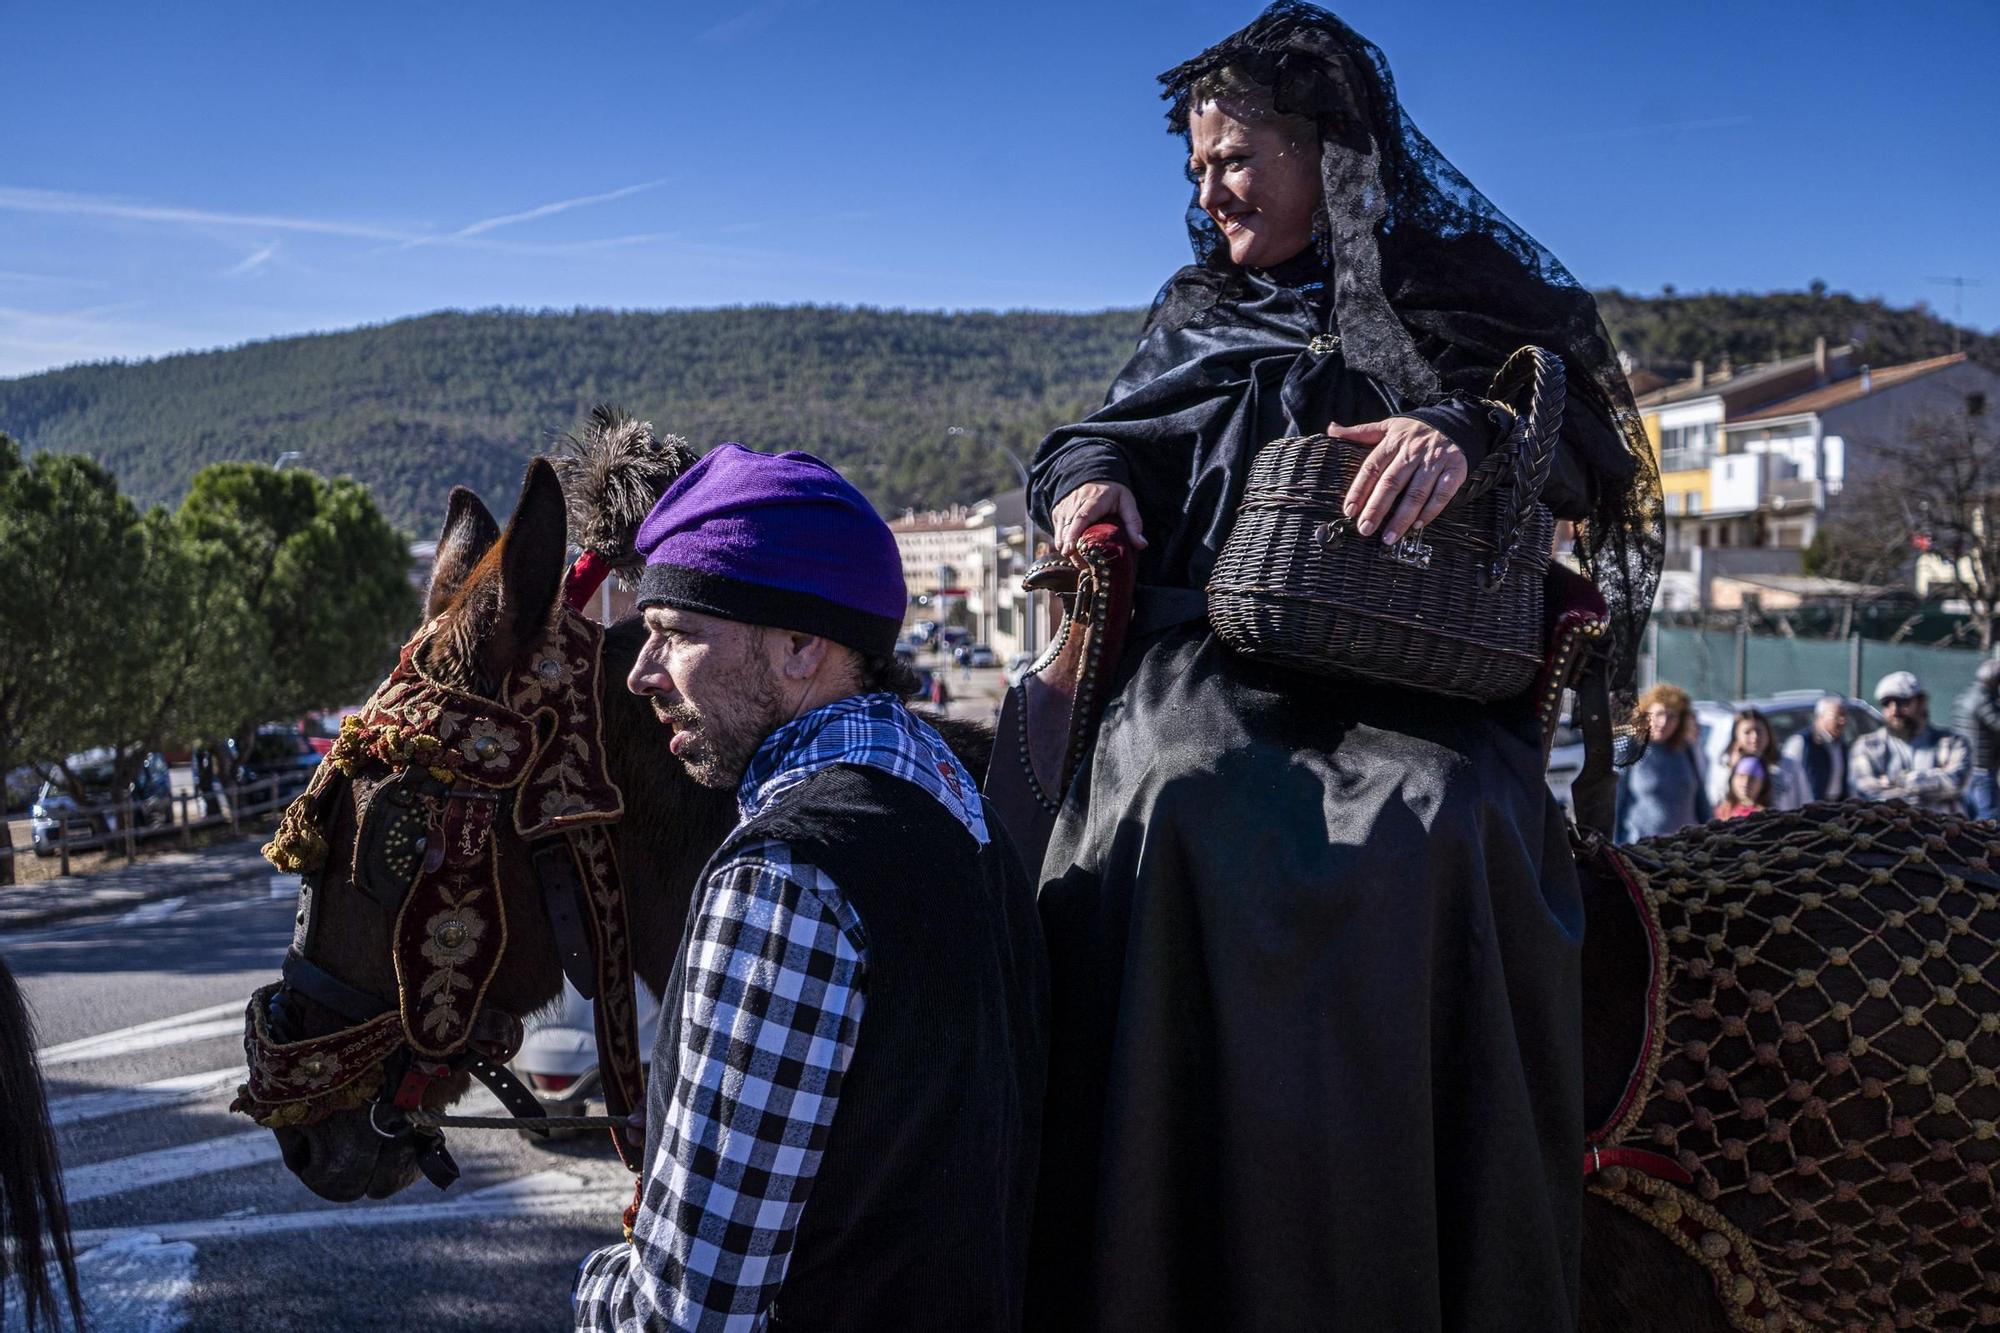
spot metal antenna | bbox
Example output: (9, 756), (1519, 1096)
(1927, 276), (1983, 355)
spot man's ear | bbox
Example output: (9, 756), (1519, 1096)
(776, 630), (834, 681)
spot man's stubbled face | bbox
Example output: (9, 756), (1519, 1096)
(627, 607), (789, 789)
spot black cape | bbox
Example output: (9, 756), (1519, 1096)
(1026, 259), (1588, 1331)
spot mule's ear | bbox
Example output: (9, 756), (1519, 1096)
(425, 487), (500, 621)
(487, 459), (571, 672)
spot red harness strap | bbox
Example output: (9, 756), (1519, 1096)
(1582, 1144), (1692, 1185)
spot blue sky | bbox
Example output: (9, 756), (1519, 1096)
(3, 0), (1996, 378)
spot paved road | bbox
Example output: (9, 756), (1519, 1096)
(5, 877), (631, 1332)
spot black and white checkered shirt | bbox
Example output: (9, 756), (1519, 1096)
(572, 694), (983, 1332)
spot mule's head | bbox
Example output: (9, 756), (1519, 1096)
(239, 461), (607, 1201)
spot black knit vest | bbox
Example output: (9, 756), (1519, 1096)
(673, 763), (1049, 1332)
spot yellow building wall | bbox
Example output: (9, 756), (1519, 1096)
(1640, 406), (1712, 510)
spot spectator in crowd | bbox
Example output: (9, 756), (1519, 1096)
(1715, 755), (1772, 821)
(1852, 671), (1971, 816)
(1780, 695), (1850, 804)
(1952, 659), (2000, 820)
(1616, 683), (1707, 843)
(1711, 707), (1800, 812)
(192, 743), (224, 819)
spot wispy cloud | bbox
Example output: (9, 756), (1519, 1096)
(0, 185), (415, 241)
(699, 0), (791, 45)
(441, 178), (671, 242)
(0, 301), (173, 377)
(224, 243), (279, 277)
(0, 268), (108, 290)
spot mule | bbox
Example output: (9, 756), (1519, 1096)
(0, 951), (86, 1333)
(242, 463), (1996, 1330)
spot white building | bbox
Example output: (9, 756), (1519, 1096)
(889, 489), (1044, 663)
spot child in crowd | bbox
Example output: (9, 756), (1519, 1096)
(1716, 755), (1772, 821)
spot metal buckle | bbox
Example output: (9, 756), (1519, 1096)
(1387, 527), (1433, 570)
(1308, 333), (1341, 355)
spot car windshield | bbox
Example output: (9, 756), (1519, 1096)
(249, 732), (309, 763)
(42, 765), (119, 805)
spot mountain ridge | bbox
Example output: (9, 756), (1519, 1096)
(2, 291), (1989, 534)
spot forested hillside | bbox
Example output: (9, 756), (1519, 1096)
(0, 289), (1989, 534)
(0, 307), (1145, 533)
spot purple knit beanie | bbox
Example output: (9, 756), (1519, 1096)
(631, 444), (906, 658)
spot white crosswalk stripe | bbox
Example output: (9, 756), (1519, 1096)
(63, 1129), (285, 1205)
(38, 1001), (243, 1066)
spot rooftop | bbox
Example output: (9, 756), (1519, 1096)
(1634, 345), (1854, 412)
(1730, 353), (1970, 423)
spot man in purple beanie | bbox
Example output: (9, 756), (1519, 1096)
(573, 445), (1049, 1333)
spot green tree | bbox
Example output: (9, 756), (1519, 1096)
(0, 436), (147, 879)
(177, 463), (416, 755)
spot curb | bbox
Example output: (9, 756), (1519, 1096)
(0, 839), (280, 933)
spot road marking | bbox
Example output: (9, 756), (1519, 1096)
(38, 1001), (243, 1066)
(62, 1130), (282, 1204)
(4, 1233), (196, 1333)
(116, 896), (186, 925)
(67, 1171), (614, 1247)
(49, 1068), (242, 1127)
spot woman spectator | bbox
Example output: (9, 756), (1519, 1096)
(1026, 4), (1660, 1327)
(1615, 683), (1707, 843)
(1712, 707), (1799, 812)
(1716, 755), (1774, 821)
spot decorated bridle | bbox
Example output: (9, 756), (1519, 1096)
(230, 585), (645, 1186)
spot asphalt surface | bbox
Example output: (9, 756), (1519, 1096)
(5, 878), (632, 1333)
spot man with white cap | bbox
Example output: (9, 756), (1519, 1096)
(1850, 670), (1971, 816)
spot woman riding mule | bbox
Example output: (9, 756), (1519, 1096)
(1027, 5), (1660, 1328)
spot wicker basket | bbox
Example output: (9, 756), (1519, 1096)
(1206, 346), (1565, 701)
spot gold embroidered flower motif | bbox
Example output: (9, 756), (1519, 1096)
(459, 718), (519, 768)
(421, 906), (486, 968)
(538, 788), (585, 823)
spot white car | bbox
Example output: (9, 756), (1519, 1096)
(510, 977), (662, 1135)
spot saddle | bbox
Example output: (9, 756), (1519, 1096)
(982, 521), (1615, 873)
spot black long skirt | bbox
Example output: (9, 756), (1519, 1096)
(1028, 623), (1584, 1332)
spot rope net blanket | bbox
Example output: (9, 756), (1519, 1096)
(1599, 801), (2000, 1330)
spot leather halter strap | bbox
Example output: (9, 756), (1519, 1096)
(282, 950), (393, 1024)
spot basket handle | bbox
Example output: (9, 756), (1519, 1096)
(1456, 346), (1565, 589)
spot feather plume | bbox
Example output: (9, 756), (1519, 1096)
(546, 405), (697, 572)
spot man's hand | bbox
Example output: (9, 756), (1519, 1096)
(1051, 481), (1147, 554)
(1330, 417), (1469, 545)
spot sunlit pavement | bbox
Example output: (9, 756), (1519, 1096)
(4, 885), (631, 1332)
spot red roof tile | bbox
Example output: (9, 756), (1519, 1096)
(1731, 353), (1968, 422)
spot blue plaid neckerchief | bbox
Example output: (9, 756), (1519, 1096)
(738, 692), (989, 845)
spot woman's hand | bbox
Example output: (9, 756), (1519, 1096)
(1051, 481), (1148, 554)
(1329, 417), (1468, 545)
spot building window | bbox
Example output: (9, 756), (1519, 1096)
(1659, 421), (1719, 473)
(1687, 494), (1702, 516)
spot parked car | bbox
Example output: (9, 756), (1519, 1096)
(1545, 689), (1885, 818)
(301, 707), (362, 757)
(234, 725), (322, 807)
(510, 976), (663, 1135)
(30, 751), (172, 855)
(964, 644), (998, 668)
(1692, 691), (1883, 808)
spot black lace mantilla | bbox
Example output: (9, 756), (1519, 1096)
(1156, 1), (1662, 694)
